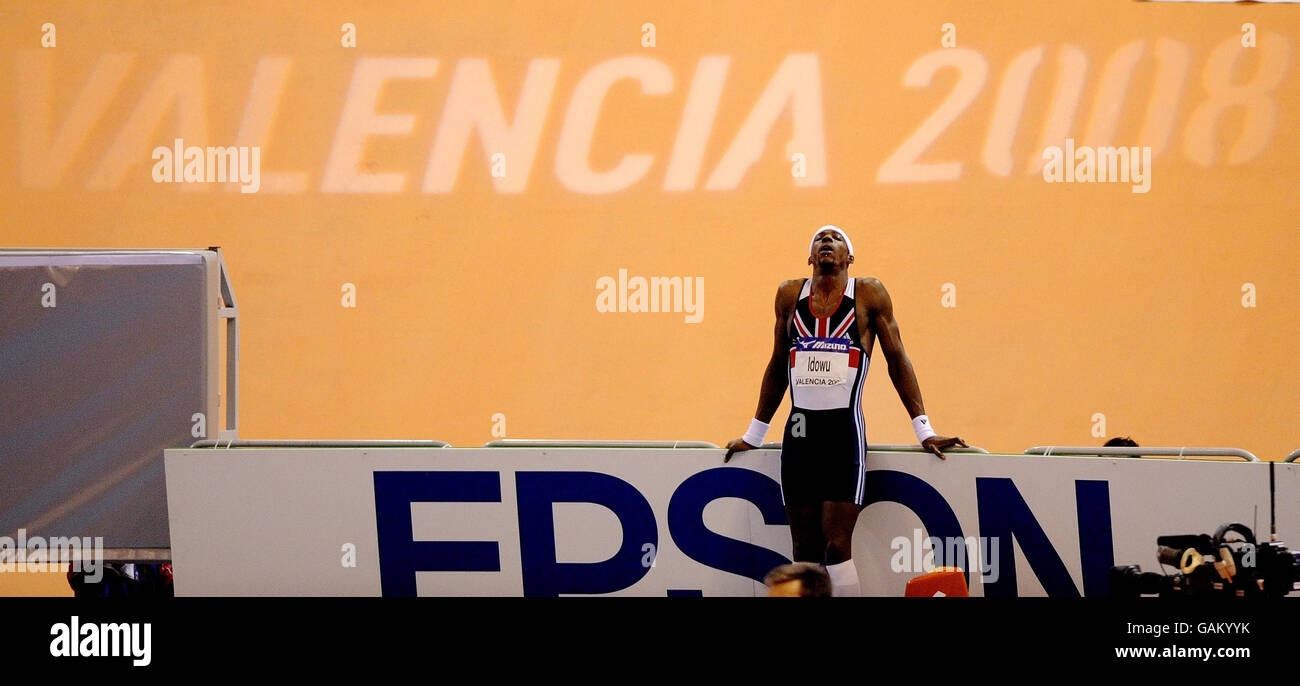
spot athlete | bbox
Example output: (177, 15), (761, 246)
(724, 225), (966, 597)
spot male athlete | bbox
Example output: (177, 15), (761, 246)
(724, 225), (966, 597)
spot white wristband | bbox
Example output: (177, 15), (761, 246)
(743, 418), (770, 447)
(912, 415), (937, 444)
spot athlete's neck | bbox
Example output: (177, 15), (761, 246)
(810, 269), (848, 298)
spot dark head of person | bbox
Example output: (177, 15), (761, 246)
(1104, 435), (1140, 458)
(764, 562), (833, 597)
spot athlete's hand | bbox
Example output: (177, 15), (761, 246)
(922, 435), (967, 461)
(724, 438), (758, 463)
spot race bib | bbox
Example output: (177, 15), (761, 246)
(790, 337), (856, 410)
(792, 348), (849, 388)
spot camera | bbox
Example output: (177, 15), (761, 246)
(1110, 522), (1300, 597)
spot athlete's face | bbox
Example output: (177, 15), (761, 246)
(808, 229), (853, 271)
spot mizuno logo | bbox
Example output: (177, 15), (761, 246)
(796, 337), (849, 352)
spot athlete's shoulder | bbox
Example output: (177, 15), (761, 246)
(854, 277), (888, 312)
(777, 278), (806, 294)
(855, 276), (885, 296)
(774, 279), (804, 312)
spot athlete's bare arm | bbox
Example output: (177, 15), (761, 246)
(856, 277), (966, 460)
(724, 279), (802, 462)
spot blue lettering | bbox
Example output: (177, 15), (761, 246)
(1075, 480), (1114, 597)
(976, 477), (1078, 597)
(667, 468), (789, 590)
(516, 471), (657, 597)
(865, 470), (968, 587)
(373, 471), (502, 598)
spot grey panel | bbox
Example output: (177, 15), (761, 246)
(0, 252), (208, 547)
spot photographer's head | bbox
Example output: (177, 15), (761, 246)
(764, 562), (832, 597)
(1104, 436), (1140, 458)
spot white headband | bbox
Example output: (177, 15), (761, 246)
(810, 225), (853, 256)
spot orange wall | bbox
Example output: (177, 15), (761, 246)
(0, 571), (72, 597)
(2, 0), (1297, 465)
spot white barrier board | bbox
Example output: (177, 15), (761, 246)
(163, 448), (1291, 596)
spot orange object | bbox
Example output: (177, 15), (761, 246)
(904, 567), (968, 597)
